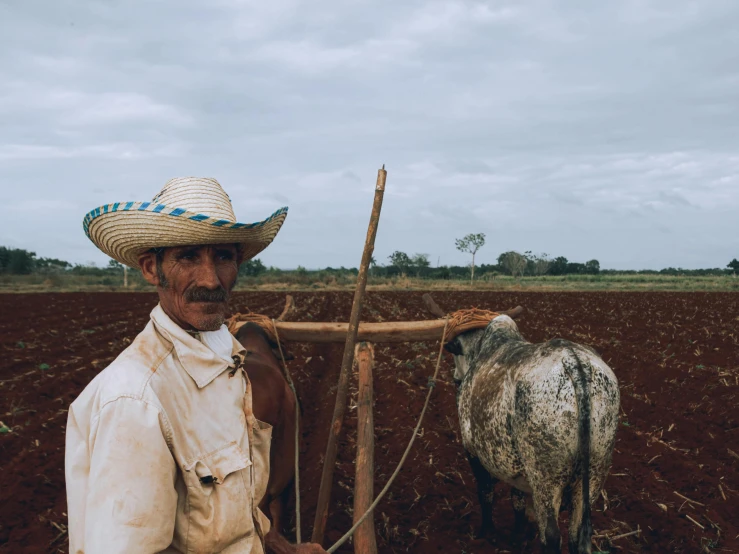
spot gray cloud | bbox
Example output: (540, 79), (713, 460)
(1, 0), (737, 270)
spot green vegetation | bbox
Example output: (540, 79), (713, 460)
(0, 245), (736, 292)
(455, 233), (486, 282)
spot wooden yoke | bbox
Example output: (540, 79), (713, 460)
(228, 294), (525, 344)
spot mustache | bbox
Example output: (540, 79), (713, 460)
(184, 286), (229, 303)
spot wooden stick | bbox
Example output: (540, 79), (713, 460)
(611, 528), (641, 541)
(594, 528), (641, 541)
(685, 514), (705, 530)
(353, 342), (378, 554)
(673, 491), (706, 507)
(277, 294), (296, 322)
(312, 166), (387, 544)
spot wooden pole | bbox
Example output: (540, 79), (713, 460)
(312, 166), (387, 544)
(353, 342), (377, 554)
(123, 265), (128, 288)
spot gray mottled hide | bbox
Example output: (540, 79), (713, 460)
(451, 315), (620, 554)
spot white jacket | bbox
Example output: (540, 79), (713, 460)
(65, 304), (272, 553)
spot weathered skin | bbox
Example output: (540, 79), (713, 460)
(235, 322), (298, 536)
(447, 315), (620, 554)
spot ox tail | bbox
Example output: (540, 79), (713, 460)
(564, 348), (593, 553)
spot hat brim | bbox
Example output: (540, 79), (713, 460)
(83, 201), (288, 269)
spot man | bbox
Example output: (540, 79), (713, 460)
(66, 177), (327, 554)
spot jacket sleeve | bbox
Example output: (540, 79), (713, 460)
(83, 397), (178, 553)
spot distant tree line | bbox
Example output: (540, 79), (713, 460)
(1, 246), (737, 278)
(0, 247), (73, 275)
(372, 250), (605, 279)
(0, 246), (134, 276)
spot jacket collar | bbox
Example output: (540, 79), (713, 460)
(150, 303), (246, 389)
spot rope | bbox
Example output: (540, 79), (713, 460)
(441, 307), (500, 343)
(271, 320), (302, 544)
(228, 310), (280, 344)
(325, 318), (449, 554)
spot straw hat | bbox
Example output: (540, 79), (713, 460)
(83, 177), (288, 268)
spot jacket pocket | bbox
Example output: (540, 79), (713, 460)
(251, 419), (273, 507)
(182, 441), (254, 553)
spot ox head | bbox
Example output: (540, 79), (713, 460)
(445, 328), (485, 382)
(421, 294), (524, 383)
(445, 315), (522, 382)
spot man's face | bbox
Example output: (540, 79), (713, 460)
(138, 243), (240, 331)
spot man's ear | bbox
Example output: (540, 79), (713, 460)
(444, 337), (464, 356)
(138, 252), (160, 286)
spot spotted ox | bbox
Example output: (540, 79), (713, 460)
(235, 322), (298, 536)
(446, 315), (620, 554)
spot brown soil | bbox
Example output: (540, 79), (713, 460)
(1, 291), (738, 554)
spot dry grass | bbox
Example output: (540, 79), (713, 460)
(1, 273), (737, 293)
(237, 274), (738, 292)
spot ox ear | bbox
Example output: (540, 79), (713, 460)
(444, 337), (464, 356)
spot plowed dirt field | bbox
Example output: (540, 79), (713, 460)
(1, 291), (738, 553)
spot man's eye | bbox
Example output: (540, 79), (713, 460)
(218, 252), (235, 261)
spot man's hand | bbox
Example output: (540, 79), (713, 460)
(264, 527), (329, 554)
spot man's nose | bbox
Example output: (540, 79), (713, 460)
(195, 256), (221, 289)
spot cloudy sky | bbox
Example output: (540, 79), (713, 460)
(1, 0), (737, 270)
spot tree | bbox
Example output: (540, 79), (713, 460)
(35, 257), (71, 272)
(239, 258), (266, 277)
(8, 248), (36, 274)
(549, 256), (569, 276)
(455, 233), (486, 283)
(411, 253), (430, 277)
(585, 259), (600, 275)
(388, 251), (412, 275)
(535, 255), (551, 276)
(524, 251), (551, 276)
(728, 259), (739, 273)
(0, 247), (37, 274)
(369, 255), (377, 277)
(566, 262), (587, 274)
(498, 251), (527, 278)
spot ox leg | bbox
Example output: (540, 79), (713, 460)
(511, 488), (527, 537)
(530, 485), (563, 554)
(268, 477), (295, 538)
(268, 494), (283, 537)
(467, 454), (497, 539)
